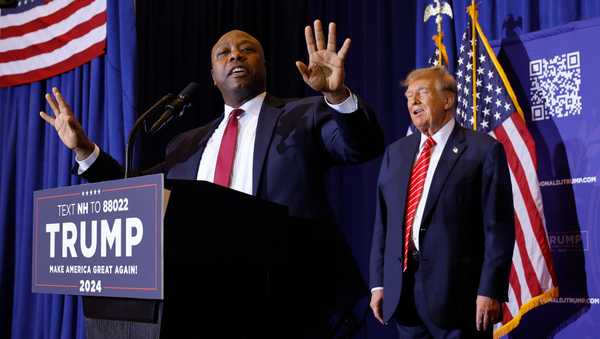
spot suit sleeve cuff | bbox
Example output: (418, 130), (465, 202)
(324, 87), (358, 114)
(76, 144), (100, 175)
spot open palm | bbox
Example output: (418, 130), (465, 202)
(40, 87), (94, 159)
(296, 20), (351, 96)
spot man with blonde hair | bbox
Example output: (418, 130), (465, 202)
(369, 66), (514, 338)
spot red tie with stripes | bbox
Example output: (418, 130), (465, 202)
(214, 108), (244, 187)
(403, 136), (436, 272)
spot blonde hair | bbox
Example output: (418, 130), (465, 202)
(403, 66), (457, 95)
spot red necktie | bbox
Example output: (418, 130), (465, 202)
(213, 108), (244, 187)
(403, 136), (436, 271)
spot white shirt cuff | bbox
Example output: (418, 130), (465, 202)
(371, 287), (384, 293)
(76, 144), (100, 175)
(324, 88), (358, 114)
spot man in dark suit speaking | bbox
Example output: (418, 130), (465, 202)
(40, 19), (383, 220)
(369, 67), (514, 338)
(40, 19), (383, 337)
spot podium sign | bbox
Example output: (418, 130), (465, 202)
(32, 174), (164, 299)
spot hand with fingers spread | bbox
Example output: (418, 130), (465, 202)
(39, 87), (95, 160)
(296, 19), (351, 104)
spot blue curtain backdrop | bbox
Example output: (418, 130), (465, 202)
(0, 0), (136, 338)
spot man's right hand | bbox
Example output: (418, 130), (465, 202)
(370, 289), (385, 324)
(40, 87), (95, 160)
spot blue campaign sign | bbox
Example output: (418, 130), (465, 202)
(490, 17), (600, 338)
(32, 174), (164, 299)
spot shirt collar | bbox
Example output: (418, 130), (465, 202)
(224, 92), (267, 119)
(419, 118), (455, 150)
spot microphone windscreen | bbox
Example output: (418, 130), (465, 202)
(179, 82), (199, 99)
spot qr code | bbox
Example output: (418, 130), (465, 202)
(529, 52), (582, 121)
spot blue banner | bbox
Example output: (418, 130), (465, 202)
(491, 18), (600, 337)
(32, 174), (164, 299)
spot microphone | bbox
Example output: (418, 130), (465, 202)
(149, 82), (199, 133)
(124, 82), (198, 178)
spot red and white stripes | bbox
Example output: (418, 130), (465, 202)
(490, 114), (557, 324)
(0, 0), (106, 87)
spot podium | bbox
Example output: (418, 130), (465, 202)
(79, 179), (366, 338)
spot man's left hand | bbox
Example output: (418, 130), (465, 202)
(476, 295), (501, 331)
(296, 19), (351, 104)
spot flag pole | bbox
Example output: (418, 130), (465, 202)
(469, 0), (477, 130)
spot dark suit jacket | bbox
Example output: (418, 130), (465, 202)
(369, 123), (515, 328)
(82, 94), (384, 219)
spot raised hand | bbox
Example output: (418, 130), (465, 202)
(296, 20), (351, 104)
(39, 87), (95, 160)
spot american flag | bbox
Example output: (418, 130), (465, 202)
(455, 5), (558, 338)
(0, 0), (106, 87)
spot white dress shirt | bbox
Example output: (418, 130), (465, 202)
(411, 118), (455, 251)
(196, 92), (266, 195)
(77, 91), (359, 195)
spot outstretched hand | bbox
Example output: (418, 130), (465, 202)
(40, 87), (95, 160)
(296, 20), (351, 104)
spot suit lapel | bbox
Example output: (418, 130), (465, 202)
(168, 117), (222, 179)
(252, 95), (284, 195)
(390, 132), (421, 222)
(420, 124), (467, 226)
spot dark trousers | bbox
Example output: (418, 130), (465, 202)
(394, 250), (492, 339)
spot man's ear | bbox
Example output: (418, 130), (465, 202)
(444, 93), (456, 110)
(210, 68), (216, 86)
